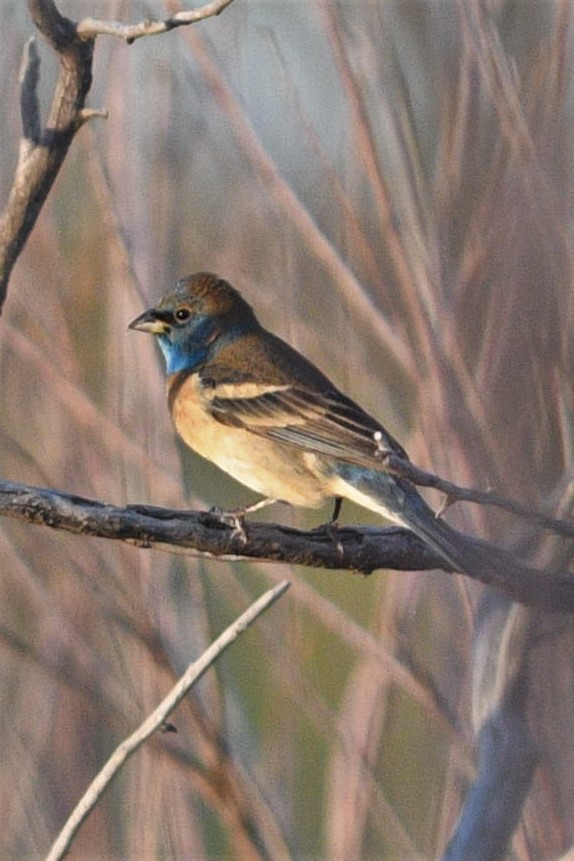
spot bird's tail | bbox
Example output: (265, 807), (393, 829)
(335, 465), (574, 612)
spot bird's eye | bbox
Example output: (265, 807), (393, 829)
(174, 308), (191, 323)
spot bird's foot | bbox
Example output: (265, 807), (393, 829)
(206, 498), (278, 545)
(207, 506), (248, 544)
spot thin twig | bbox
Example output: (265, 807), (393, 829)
(76, 0), (236, 43)
(382, 452), (574, 538)
(45, 579), (290, 861)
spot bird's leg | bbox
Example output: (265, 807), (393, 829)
(242, 497), (279, 515)
(327, 496), (344, 556)
(312, 496), (344, 556)
(207, 497), (278, 544)
(331, 496), (343, 523)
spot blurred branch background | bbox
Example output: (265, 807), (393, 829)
(1, 0), (574, 858)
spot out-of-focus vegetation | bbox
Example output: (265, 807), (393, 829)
(1, 1), (574, 858)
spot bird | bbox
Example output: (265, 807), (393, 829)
(129, 271), (574, 611)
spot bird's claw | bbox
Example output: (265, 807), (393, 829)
(207, 506), (248, 544)
(205, 497), (278, 545)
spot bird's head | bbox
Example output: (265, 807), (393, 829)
(129, 272), (258, 374)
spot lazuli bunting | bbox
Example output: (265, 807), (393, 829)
(128, 272), (560, 603)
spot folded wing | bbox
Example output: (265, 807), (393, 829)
(203, 377), (409, 468)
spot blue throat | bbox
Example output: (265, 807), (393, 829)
(158, 335), (207, 375)
(158, 315), (255, 375)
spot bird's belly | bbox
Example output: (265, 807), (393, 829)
(170, 377), (328, 507)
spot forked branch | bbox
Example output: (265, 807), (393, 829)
(0, 0), (237, 311)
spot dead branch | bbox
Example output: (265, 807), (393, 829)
(1, 479), (574, 612)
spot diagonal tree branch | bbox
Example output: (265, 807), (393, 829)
(46, 579), (290, 861)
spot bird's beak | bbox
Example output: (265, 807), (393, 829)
(128, 308), (170, 335)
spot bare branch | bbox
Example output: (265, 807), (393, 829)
(0, 479), (447, 573)
(1, 479), (574, 612)
(45, 579), (290, 861)
(77, 0), (237, 43)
